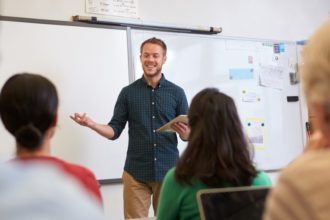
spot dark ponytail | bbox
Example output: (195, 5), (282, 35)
(15, 123), (43, 150)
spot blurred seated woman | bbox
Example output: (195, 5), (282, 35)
(157, 88), (271, 220)
(0, 73), (102, 205)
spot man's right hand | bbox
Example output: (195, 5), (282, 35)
(70, 113), (95, 128)
(70, 112), (115, 139)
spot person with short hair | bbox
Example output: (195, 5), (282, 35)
(0, 73), (102, 205)
(157, 88), (271, 220)
(263, 19), (330, 220)
(71, 37), (189, 218)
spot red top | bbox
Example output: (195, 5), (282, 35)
(15, 156), (103, 205)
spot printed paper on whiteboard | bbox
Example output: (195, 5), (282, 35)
(245, 118), (267, 149)
(86, 0), (139, 19)
(259, 64), (285, 90)
(241, 90), (260, 103)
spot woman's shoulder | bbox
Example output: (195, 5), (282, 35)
(163, 167), (176, 183)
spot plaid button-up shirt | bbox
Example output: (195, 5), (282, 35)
(109, 74), (188, 182)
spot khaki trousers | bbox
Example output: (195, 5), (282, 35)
(122, 171), (162, 219)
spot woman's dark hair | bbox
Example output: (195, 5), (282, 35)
(0, 73), (58, 150)
(175, 88), (257, 187)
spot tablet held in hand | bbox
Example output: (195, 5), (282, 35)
(156, 115), (188, 132)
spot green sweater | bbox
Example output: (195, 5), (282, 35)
(157, 167), (272, 220)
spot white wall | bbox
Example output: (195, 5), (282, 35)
(1, 0), (330, 41)
(100, 184), (125, 220)
(1, 1), (329, 219)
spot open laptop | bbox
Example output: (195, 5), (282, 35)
(197, 186), (271, 220)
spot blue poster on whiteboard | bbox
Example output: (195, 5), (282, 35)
(229, 68), (254, 80)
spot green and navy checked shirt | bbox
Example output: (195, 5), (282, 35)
(108, 74), (188, 182)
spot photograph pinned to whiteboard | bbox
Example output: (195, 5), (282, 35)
(156, 115), (188, 132)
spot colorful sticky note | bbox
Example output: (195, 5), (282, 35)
(279, 43), (285, 53)
(273, 43), (280, 54)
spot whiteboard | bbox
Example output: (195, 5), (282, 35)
(0, 20), (129, 180)
(130, 30), (304, 171)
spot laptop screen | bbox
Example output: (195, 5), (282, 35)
(197, 186), (270, 220)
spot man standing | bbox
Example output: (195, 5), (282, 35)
(71, 37), (189, 219)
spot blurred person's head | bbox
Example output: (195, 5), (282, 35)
(301, 19), (330, 130)
(0, 73), (58, 154)
(175, 88), (257, 187)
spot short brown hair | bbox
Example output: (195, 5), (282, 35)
(140, 37), (167, 55)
